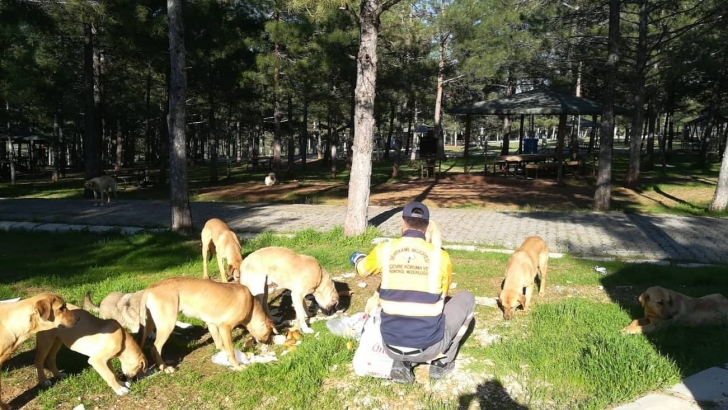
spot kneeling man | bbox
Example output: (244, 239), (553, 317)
(350, 201), (474, 383)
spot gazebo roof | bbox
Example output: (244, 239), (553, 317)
(448, 88), (631, 116)
(685, 114), (726, 125)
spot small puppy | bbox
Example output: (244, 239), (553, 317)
(498, 236), (549, 320)
(0, 293), (77, 410)
(35, 305), (147, 396)
(137, 277), (275, 374)
(364, 220), (443, 316)
(83, 290), (144, 334)
(240, 247), (339, 333)
(264, 172), (276, 187)
(622, 286), (728, 334)
(201, 218), (243, 282)
(84, 175), (117, 205)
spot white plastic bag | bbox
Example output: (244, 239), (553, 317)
(352, 311), (393, 379)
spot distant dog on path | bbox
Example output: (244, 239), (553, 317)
(264, 172), (276, 187)
(85, 175), (117, 205)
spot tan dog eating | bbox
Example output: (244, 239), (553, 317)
(622, 286), (728, 334)
(35, 305), (147, 396)
(201, 218), (243, 282)
(0, 293), (77, 410)
(240, 247), (339, 334)
(137, 277), (275, 374)
(498, 236), (549, 320)
(83, 290), (144, 334)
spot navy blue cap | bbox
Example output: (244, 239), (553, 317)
(402, 201), (430, 221)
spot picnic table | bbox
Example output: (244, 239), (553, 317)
(105, 166), (155, 189)
(496, 154), (556, 178)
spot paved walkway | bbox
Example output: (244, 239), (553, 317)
(2, 197), (728, 408)
(1, 198), (728, 264)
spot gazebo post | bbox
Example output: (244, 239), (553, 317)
(588, 114), (598, 154)
(556, 114), (567, 184)
(518, 114), (525, 154)
(464, 114), (471, 173)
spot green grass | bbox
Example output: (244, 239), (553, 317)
(2, 228), (728, 409)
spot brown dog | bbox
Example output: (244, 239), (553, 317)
(0, 293), (77, 410)
(498, 236), (549, 320)
(622, 286), (728, 334)
(240, 247), (339, 334)
(137, 277), (275, 374)
(83, 290), (144, 334)
(201, 218), (243, 282)
(35, 305), (147, 396)
(365, 220), (442, 316)
(84, 175), (117, 205)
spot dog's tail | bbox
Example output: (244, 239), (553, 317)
(136, 290), (150, 348)
(82, 291), (100, 313)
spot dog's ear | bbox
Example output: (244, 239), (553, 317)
(35, 298), (54, 321)
(638, 293), (648, 305)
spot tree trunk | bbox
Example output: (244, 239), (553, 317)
(83, 23), (100, 182)
(434, 32), (446, 151)
(287, 94), (295, 178)
(556, 114), (566, 184)
(594, 0), (620, 211)
(272, 11), (282, 176)
(167, 0), (192, 232)
(115, 117), (122, 170)
(699, 79), (721, 166)
(659, 111), (669, 172)
(94, 41), (104, 171)
(300, 98), (308, 168)
(499, 78), (515, 156)
(463, 114), (472, 172)
(625, 0), (647, 187)
(385, 102), (395, 160)
(52, 109), (61, 182)
(208, 70), (218, 184)
(145, 69), (152, 166)
(344, 0), (400, 236)
(709, 132), (728, 211)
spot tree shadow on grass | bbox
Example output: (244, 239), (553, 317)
(458, 379), (529, 410)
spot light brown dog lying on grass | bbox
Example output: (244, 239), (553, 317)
(240, 247), (339, 334)
(201, 218), (243, 282)
(0, 293), (77, 410)
(137, 277), (275, 374)
(364, 220), (442, 316)
(622, 286), (728, 334)
(498, 236), (549, 320)
(35, 305), (147, 396)
(83, 290), (144, 334)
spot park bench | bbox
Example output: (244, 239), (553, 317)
(108, 167), (155, 189)
(524, 162), (557, 179)
(484, 159), (507, 175)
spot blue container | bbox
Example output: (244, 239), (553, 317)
(527, 138), (539, 154)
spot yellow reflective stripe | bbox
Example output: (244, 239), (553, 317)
(381, 298), (444, 316)
(428, 242), (441, 294)
(381, 240), (391, 284)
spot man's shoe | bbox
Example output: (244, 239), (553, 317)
(390, 360), (415, 384)
(429, 359), (455, 380)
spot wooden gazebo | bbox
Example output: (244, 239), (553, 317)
(448, 88), (631, 182)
